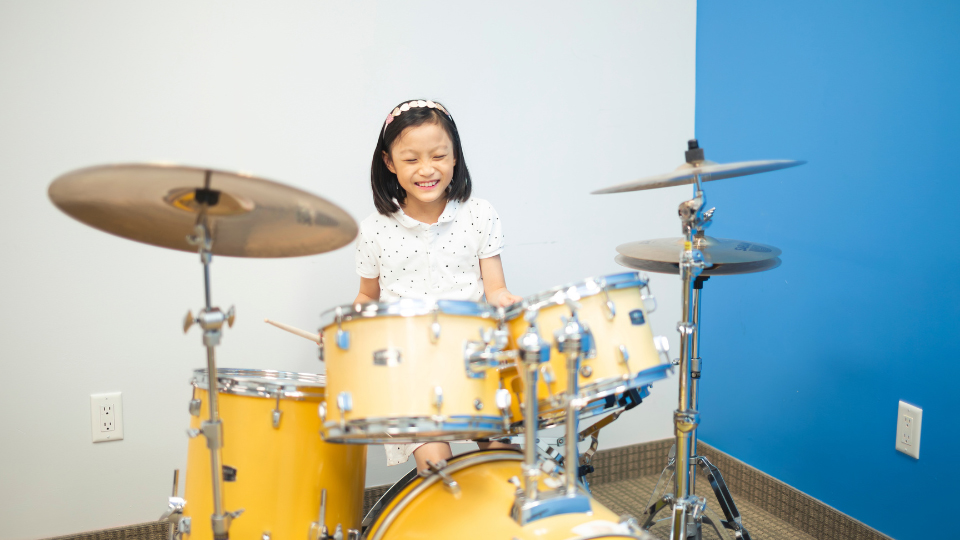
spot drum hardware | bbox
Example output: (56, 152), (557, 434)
(160, 470), (186, 540)
(271, 393), (282, 429)
(595, 140), (802, 540)
(418, 460), (461, 495)
(511, 309), (593, 525)
(495, 388), (513, 431)
(308, 489), (327, 540)
(432, 386), (444, 420)
(334, 307), (350, 350)
(373, 349), (402, 367)
(429, 306), (441, 343)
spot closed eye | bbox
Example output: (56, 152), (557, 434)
(433, 155), (447, 160)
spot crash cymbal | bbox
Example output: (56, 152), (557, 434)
(615, 254), (782, 276)
(591, 139), (804, 194)
(617, 236), (781, 265)
(592, 159), (804, 194)
(49, 163), (358, 258)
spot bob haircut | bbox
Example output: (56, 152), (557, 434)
(370, 99), (472, 215)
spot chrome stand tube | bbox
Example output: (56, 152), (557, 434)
(183, 191), (240, 540)
(689, 283), (702, 493)
(521, 337), (541, 502)
(563, 341), (581, 496)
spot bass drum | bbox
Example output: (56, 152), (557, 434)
(182, 369), (366, 540)
(364, 450), (647, 540)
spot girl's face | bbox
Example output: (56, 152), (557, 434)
(383, 122), (456, 209)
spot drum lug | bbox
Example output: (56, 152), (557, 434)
(496, 389), (512, 430)
(433, 386), (444, 417)
(188, 399), (202, 417)
(429, 307), (441, 344)
(641, 277), (657, 313)
(337, 392), (353, 414)
(599, 278), (616, 320)
(617, 344), (632, 377)
(473, 398), (484, 411)
(347, 529), (359, 540)
(318, 402), (327, 422)
(654, 335), (671, 365)
(272, 393), (282, 428)
(334, 307), (350, 350)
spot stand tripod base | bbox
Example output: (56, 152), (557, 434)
(641, 446), (752, 540)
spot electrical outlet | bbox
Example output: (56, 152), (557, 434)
(90, 392), (124, 442)
(895, 400), (921, 459)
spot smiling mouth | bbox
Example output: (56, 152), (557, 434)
(414, 180), (440, 188)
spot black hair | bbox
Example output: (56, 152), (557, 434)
(370, 99), (472, 215)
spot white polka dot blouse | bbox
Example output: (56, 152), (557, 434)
(355, 198), (505, 302)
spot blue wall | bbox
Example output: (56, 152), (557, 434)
(695, 3), (959, 539)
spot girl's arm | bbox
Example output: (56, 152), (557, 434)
(354, 277), (380, 305)
(479, 255), (522, 307)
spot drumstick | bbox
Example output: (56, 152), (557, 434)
(264, 318), (320, 343)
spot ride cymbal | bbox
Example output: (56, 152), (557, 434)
(615, 254), (782, 276)
(616, 236), (781, 265)
(49, 163), (358, 258)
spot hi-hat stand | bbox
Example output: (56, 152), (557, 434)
(641, 148), (752, 540)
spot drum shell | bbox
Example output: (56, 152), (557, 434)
(321, 311), (503, 441)
(182, 384), (366, 540)
(504, 285), (662, 421)
(365, 450), (629, 539)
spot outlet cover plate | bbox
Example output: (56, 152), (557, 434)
(895, 400), (921, 459)
(90, 392), (124, 443)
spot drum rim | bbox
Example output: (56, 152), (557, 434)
(503, 271), (648, 320)
(191, 368), (325, 400)
(320, 298), (499, 328)
(367, 450), (523, 540)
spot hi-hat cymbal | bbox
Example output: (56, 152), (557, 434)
(615, 253), (782, 276)
(616, 236), (781, 265)
(591, 159), (805, 194)
(49, 163), (358, 258)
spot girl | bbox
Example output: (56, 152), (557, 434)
(354, 99), (520, 472)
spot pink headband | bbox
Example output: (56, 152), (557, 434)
(383, 100), (453, 135)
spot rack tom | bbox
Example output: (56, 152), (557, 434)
(320, 300), (508, 443)
(502, 272), (670, 427)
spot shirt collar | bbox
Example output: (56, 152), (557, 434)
(392, 198), (462, 229)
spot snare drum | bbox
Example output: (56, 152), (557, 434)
(364, 449), (648, 539)
(320, 300), (506, 443)
(182, 369), (366, 540)
(502, 272), (670, 427)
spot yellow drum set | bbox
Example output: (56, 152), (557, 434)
(48, 139), (802, 540)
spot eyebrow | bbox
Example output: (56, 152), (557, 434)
(396, 145), (450, 156)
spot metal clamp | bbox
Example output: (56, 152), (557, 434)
(419, 460), (460, 495)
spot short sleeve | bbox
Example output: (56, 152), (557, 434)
(355, 225), (380, 279)
(477, 201), (505, 259)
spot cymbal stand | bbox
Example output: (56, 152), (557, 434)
(182, 175), (241, 540)
(511, 307), (591, 525)
(641, 141), (752, 540)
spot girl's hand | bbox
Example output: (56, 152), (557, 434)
(497, 292), (522, 307)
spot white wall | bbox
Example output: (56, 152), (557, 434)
(0, 2), (695, 538)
